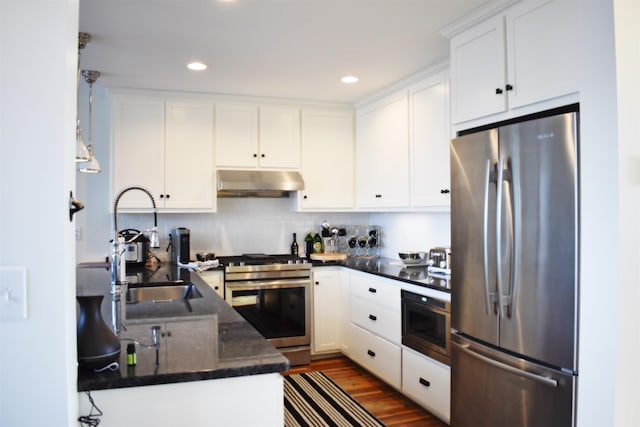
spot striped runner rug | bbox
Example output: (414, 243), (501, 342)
(284, 371), (385, 427)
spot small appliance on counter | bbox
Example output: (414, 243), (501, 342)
(120, 228), (150, 268)
(170, 227), (190, 264)
(427, 247), (451, 275)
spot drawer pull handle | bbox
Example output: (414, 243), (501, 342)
(367, 350), (376, 358)
(368, 287), (377, 293)
(419, 377), (431, 387)
(368, 314), (377, 321)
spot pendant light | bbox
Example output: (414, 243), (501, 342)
(75, 32), (91, 162)
(79, 70), (101, 173)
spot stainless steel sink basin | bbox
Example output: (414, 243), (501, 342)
(126, 283), (203, 303)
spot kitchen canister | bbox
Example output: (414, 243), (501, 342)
(76, 295), (121, 370)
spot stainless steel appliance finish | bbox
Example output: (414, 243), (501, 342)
(401, 289), (450, 365)
(223, 254), (312, 366)
(426, 247), (451, 275)
(170, 227), (190, 264)
(450, 107), (579, 426)
(217, 170), (305, 197)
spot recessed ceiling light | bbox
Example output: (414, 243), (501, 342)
(341, 75), (359, 84)
(187, 62), (207, 71)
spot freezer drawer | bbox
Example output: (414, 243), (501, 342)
(451, 334), (576, 427)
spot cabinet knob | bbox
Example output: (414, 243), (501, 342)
(375, 194), (382, 198)
(368, 287), (377, 293)
(165, 194), (170, 199)
(261, 153), (265, 158)
(253, 153), (258, 158)
(315, 281), (320, 285)
(419, 377), (431, 387)
(303, 195), (308, 199)
(440, 189), (450, 194)
(505, 84), (514, 91)
(367, 349), (376, 358)
(159, 194), (164, 199)
(495, 88), (503, 94)
(368, 314), (377, 321)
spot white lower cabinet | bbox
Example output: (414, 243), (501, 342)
(198, 270), (224, 299)
(402, 346), (451, 423)
(312, 268), (342, 354)
(348, 322), (401, 389)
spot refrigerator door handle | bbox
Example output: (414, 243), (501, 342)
(454, 341), (558, 388)
(482, 159), (496, 314)
(495, 157), (506, 318)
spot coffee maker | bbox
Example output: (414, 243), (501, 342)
(170, 227), (190, 264)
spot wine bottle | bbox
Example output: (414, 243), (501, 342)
(304, 232), (314, 258)
(313, 231), (323, 253)
(291, 233), (299, 256)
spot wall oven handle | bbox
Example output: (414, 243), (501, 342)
(226, 278), (310, 289)
(454, 341), (558, 388)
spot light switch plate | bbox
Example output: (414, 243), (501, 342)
(0, 267), (27, 321)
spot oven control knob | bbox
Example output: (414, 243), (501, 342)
(288, 260), (293, 264)
(439, 260), (447, 268)
(229, 262), (235, 267)
(239, 261), (245, 266)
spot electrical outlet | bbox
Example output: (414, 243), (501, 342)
(0, 267), (27, 321)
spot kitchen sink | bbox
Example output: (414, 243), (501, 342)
(126, 283), (203, 303)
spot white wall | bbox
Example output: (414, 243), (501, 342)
(0, 1), (79, 426)
(370, 212), (451, 258)
(612, 0), (640, 425)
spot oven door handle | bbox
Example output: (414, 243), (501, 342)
(226, 278), (310, 289)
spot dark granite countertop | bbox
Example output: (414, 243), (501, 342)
(76, 264), (289, 392)
(311, 256), (451, 293)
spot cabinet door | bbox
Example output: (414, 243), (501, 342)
(165, 318), (218, 371)
(300, 109), (354, 210)
(312, 269), (341, 354)
(450, 14), (507, 124)
(505, 0), (579, 109)
(112, 97), (165, 208)
(215, 103), (258, 168)
(355, 92), (410, 209)
(410, 73), (451, 208)
(165, 101), (215, 210)
(198, 270), (224, 299)
(259, 106), (300, 169)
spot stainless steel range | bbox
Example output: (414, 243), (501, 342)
(220, 254), (312, 366)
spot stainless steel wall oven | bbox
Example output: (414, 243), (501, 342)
(222, 254), (311, 366)
(401, 289), (451, 365)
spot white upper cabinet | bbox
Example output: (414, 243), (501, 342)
(214, 103), (258, 168)
(409, 71), (451, 209)
(215, 103), (300, 169)
(355, 91), (410, 209)
(111, 95), (215, 211)
(450, 0), (579, 124)
(299, 109), (354, 210)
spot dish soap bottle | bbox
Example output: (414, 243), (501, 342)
(313, 231), (323, 253)
(290, 233), (299, 256)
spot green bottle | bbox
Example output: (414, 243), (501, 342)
(305, 232), (314, 258)
(313, 231), (323, 253)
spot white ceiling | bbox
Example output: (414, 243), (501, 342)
(79, 0), (489, 104)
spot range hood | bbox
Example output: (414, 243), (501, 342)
(217, 170), (305, 197)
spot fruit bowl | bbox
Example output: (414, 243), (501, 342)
(398, 251), (427, 265)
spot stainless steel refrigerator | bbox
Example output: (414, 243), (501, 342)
(450, 107), (579, 427)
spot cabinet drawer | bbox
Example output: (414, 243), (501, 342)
(350, 273), (399, 311)
(348, 323), (401, 389)
(402, 347), (450, 422)
(350, 296), (400, 345)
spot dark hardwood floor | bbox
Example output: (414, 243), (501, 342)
(284, 356), (448, 427)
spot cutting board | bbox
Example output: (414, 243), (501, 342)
(310, 253), (348, 262)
